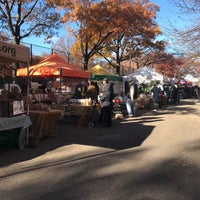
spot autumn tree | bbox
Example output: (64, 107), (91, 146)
(155, 53), (184, 78)
(0, 0), (61, 45)
(98, 0), (164, 74)
(49, 0), (163, 74)
(70, 39), (99, 70)
(49, 0), (116, 71)
(52, 35), (74, 62)
(177, 58), (200, 78)
(129, 43), (165, 69)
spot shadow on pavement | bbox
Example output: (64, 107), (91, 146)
(0, 98), (199, 168)
(140, 98), (200, 116)
(0, 113), (162, 167)
(7, 139), (198, 200)
(34, 139), (200, 200)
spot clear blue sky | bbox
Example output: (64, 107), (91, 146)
(152, 0), (189, 31)
(23, 0), (189, 52)
(152, 0), (191, 54)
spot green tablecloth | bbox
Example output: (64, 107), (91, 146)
(0, 115), (32, 148)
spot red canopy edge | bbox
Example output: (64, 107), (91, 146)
(16, 53), (91, 79)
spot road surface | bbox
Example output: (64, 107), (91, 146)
(0, 98), (200, 200)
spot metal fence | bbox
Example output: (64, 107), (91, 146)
(21, 42), (70, 65)
(0, 36), (71, 64)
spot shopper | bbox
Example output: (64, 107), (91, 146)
(151, 82), (162, 111)
(99, 78), (113, 127)
(126, 79), (138, 117)
(86, 81), (98, 104)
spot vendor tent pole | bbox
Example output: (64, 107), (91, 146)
(26, 62), (30, 145)
(3, 64), (6, 87)
(27, 63), (30, 115)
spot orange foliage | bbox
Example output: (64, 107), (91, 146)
(50, 0), (162, 72)
(155, 55), (184, 77)
(57, 0), (160, 40)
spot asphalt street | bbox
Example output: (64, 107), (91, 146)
(0, 98), (200, 200)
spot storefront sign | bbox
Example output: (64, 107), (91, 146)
(0, 40), (29, 63)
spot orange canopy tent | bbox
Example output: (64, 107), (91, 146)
(16, 53), (90, 79)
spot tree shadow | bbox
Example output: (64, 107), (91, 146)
(0, 98), (199, 168)
(138, 98), (200, 117)
(0, 115), (159, 167)
(41, 140), (200, 200)
(2, 140), (199, 200)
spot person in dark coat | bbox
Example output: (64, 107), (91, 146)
(74, 81), (87, 99)
(151, 83), (162, 110)
(86, 81), (98, 103)
(99, 78), (113, 127)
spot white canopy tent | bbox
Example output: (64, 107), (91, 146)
(124, 66), (163, 84)
(184, 74), (199, 83)
(122, 67), (164, 95)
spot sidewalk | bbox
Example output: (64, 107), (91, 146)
(0, 98), (200, 200)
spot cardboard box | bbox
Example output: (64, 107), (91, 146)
(0, 100), (24, 117)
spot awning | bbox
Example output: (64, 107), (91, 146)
(90, 74), (122, 81)
(17, 53), (90, 79)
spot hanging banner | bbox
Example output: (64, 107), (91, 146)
(0, 40), (29, 63)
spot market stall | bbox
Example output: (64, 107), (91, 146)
(124, 66), (164, 84)
(17, 53), (90, 78)
(122, 67), (167, 109)
(64, 102), (94, 127)
(17, 53), (95, 129)
(87, 64), (122, 94)
(28, 105), (62, 146)
(184, 74), (199, 84)
(0, 40), (31, 149)
(17, 53), (91, 103)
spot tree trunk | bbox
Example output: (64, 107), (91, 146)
(116, 65), (120, 75)
(83, 56), (89, 71)
(12, 35), (20, 83)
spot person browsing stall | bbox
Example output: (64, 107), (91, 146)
(151, 82), (162, 111)
(126, 78), (138, 117)
(99, 78), (113, 127)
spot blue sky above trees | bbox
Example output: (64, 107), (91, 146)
(23, 0), (190, 54)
